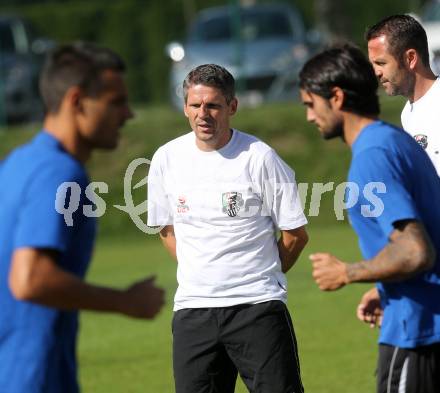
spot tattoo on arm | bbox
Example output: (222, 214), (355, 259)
(346, 220), (435, 283)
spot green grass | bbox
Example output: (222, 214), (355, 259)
(79, 224), (379, 393)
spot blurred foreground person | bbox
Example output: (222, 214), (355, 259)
(300, 44), (440, 393)
(148, 64), (308, 393)
(0, 42), (165, 393)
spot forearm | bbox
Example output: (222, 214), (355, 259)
(160, 225), (177, 261)
(346, 221), (435, 284)
(26, 273), (126, 312)
(9, 248), (126, 312)
(278, 227), (308, 273)
(347, 248), (417, 283)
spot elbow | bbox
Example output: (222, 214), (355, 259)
(420, 244), (436, 272)
(9, 274), (36, 301)
(413, 241), (436, 273)
(295, 229), (309, 255)
(9, 263), (40, 302)
(9, 282), (33, 302)
(301, 231), (309, 249)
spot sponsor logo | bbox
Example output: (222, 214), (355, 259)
(177, 195), (189, 213)
(222, 192), (244, 217)
(414, 134), (428, 149)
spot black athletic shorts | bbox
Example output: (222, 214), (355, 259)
(172, 300), (304, 393)
(377, 343), (440, 393)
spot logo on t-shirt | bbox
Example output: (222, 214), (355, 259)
(222, 192), (244, 217)
(414, 134), (428, 149)
(177, 196), (189, 213)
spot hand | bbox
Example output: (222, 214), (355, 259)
(356, 287), (383, 328)
(309, 252), (348, 291)
(121, 276), (165, 319)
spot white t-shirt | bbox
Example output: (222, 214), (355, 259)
(147, 129), (307, 311)
(401, 77), (440, 175)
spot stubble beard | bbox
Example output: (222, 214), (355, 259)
(391, 65), (416, 99)
(322, 122), (344, 141)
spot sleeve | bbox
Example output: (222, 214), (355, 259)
(147, 148), (173, 226)
(260, 149), (307, 230)
(350, 148), (419, 237)
(13, 162), (88, 253)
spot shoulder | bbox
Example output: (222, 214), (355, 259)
(151, 132), (193, 161)
(355, 121), (412, 154)
(233, 129), (274, 157)
(4, 135), (87, 185)
(160, 131), (193, 152)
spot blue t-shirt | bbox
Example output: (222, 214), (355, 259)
(0, 131), (96, 392)
(348, 121), (440, 348)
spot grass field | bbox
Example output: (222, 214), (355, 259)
(78, 224), (379, 393)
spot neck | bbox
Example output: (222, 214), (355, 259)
(343, 113), (378, 148)
(196, 128), (232, 152)
(409, 67), (437, 102)
(43, 114), (91, 163)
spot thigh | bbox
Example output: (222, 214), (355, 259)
(173, 308), (238, 393)
(377, 344), (408, 393)
(377, 343), (440, 393)
(403, 343), (440, 393)
(222, 301), (304, 393)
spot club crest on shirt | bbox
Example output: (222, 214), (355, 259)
(222, 192), (244, 217)
(177, 196), (189, 213)
(414, 134), (428, 150)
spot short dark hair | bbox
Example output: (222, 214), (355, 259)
(365, 14), (430, 67)
(183, 64), (235, 104)
(299, 44), (380, 117)
(40, 41), (126, 114)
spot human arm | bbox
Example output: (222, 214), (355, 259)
(356, 287), (383, 328)
(159, 225), (177, 261)
(310, 219), (435, 291)
(9, 248), (165, 318)
(278, 226), (308, 273)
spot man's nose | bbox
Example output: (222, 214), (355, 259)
(306, 108), (315, 123)
(372, 65), (382, 78)
(199, 104), (209, 117)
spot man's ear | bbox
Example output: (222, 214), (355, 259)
(63, 86), (84, 113)
(229, 97), (238, 115)
(330, 87), (344, 110)
(405, 49), (418, 71)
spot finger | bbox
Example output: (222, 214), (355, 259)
(309, 253), (330, 261)
(356, 305), (366, 320)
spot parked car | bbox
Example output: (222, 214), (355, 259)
(0, 15), (53, 123)
(166, 3), (321, 109)
(418, 1), (440, 74)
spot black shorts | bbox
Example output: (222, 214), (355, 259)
(377, 343), (440, 393)
(172, 300), (304, 393)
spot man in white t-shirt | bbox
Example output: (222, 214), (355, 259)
(147, 64), (308, 393)
(367, 14), (440, 174)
